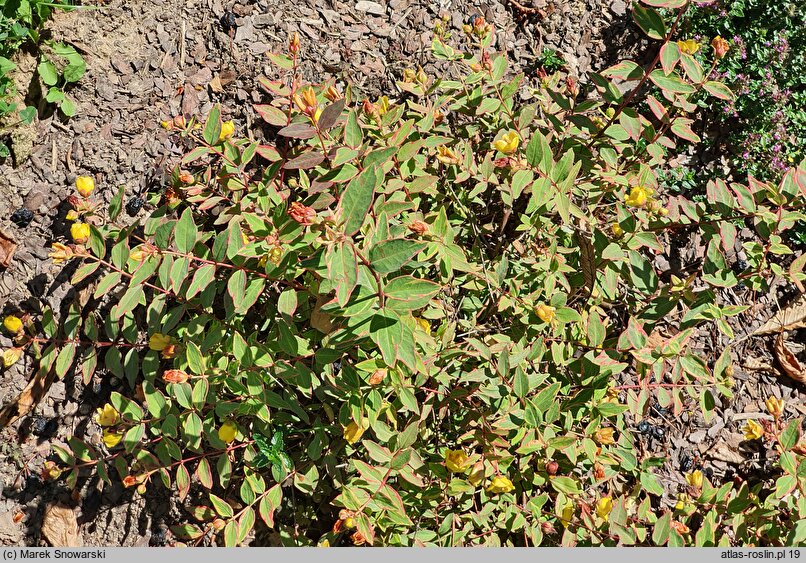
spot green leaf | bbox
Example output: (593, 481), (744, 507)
(109, 186), (124, 221)
(339, 165), (379, 236)
(60, 96), (77, 117)
(703, 81), (734, 101)
(384, 276), (441, 311)
(780, 419), (801, 451)
(369, 311), (402, 366)
(38, 60), (58, 86)
(549, 476), (580, 495)
(649, 70), (696, 94)
(55, 343), (77, 378)
(369, 239), (427, 274)
(345, 110), (363, 147)
(633, 5), (666, 40)
(329, 242), (358, 307)
(203, 104), (222, 145)
(174, 208), (198, 253)
(653, 511), (672, 545)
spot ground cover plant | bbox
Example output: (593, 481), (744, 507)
(2, 0), (806, 547)
(0, 0), (83, 157)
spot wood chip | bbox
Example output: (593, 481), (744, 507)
(774, 333), (806, 385)
(0, 364), (57, 428)
(753, 294), (806, 335)
(41, 503), (81, 547)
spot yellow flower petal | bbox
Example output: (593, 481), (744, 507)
(2, 348), (23, 368)
(493, 130), (520, 154)
(148, 333), (172, 351)
(343, 421), (365, 444)
(685, 470), (703, 488)
(218, 420), (238, 444)
(444, 449), (468, 473)
(103, 429), (123, 448)
(536, 303), (556, 324)
(596, 497), (612, 521)
(743, 419), (763, 441)
(218, 120), (235, 141)
(486, 475), (514, 494)
(625, 186), (649, 207)
(94, 404), (120, 427)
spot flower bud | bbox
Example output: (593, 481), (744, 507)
(70, 222), (91, 244)
(3, 315), (24, 335)
(546, 460), (559, 476)
(711, 36), (730, 59)
(76, 176), (95, 198)
(289, 32), (300, 55)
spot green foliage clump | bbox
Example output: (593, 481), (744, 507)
(9, 0), (806, 547)
(680, 0), (806, 182)
(0, 0), (83, 156)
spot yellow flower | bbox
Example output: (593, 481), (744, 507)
(148, 333), (172, 351)
(376, 96), (389, 116)
(675, 493), (690, 510)
(493, 130), (520, 154)
(317, 539), (330, 548)
(625, 186), (649, 207)
(2, 348), (23, 368)
(76, 176), (95, 198)
(444, 449), (469, 473)
(596, 497), (613, 521)
(42, 460), (62, 480)
(312, 106), (323, 123)
(103, 429), (123, 448)
(218, 420), (238, 444)
(468, 461), (485, 486)
(743, 419), (763, 441)
(595, 427), (616, 445)
(268, 246), (283, 265)
(3, 315), (23, 335)
(70, 222), (91, 244)
(685, 470), (703, 488)
(535, 303), (556, 324)
(559, 501), (574, 526)
(436, 145), (460, 165)
(218, 120), (235, 141)
(343, 421), (365, 444)
(129, 248), (147, 262)
(65, 210), (79, 221)
(765, 396), (784, 419)
(94, 404), (120, 427)
(677, 39), (700, 55)
(48, 243), (74, 265)
(611, 223), (624, 238)
(416, 317), (431, 334)
(486, 475), (515, 494)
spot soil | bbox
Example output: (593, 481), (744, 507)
(0, 0), (804, 548)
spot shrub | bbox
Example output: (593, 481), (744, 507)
(11, 0), (806, 546)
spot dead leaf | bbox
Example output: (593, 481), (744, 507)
(774, 333), (806, 385)
(41, 503), (81, 547)
(753, 294), (806, 335)
(0, 365), (57, 428)
(310, 294), (335, 334)
(208, 74), (223, 93)
(0, 230), (18, 268)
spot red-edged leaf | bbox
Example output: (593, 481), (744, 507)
(703, 81), (734, 101)
(277, 123), (316, 139)
(601, 60), (644, 81)
(660, 42), (680, 75)
(256, 144), (281, 161)
(670, 117), (700, 143)
(283, 151), (325, 170)
(645, 95), (670, 124)
(642, 0), (687, 6)
(649, 70), (696, 94)
(318, 98), (345, 130)
(255, 104), (288, 127)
